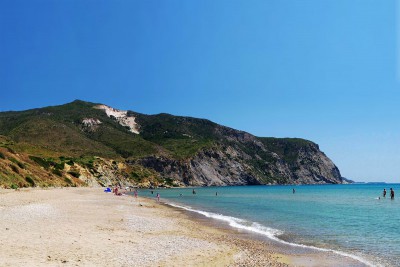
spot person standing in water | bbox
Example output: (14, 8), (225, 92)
(383, 188), (387, 198)
(293, 188), (296, 194)
(390, 188), (395, 200)
(156, 193), (160, 202)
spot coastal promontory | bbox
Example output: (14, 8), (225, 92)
(0, 100), (343, 188)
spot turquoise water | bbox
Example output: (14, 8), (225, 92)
(139, 184), (400, 266)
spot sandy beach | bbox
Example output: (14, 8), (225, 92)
(0, 188), (365, 267)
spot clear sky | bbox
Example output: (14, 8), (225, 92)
(0, 0), (399, 182)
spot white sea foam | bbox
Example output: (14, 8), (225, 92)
(167, 202), (378, 267)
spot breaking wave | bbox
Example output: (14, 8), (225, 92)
(167, 202), (377, 267)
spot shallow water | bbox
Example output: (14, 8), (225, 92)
(139, 184), (400, 266)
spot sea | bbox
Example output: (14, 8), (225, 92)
(138, 184), (400, 267)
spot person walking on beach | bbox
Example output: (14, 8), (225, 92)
(134, 189), (138, 198)
(156, 193), (160, 202)
(383, 188), (387, 198)
(390, 188), (395, 200)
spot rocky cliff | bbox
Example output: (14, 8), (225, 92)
(132, 135), (342, 186)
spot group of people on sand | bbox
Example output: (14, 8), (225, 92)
(112, 186), (122, 196)
(108, 186), (161, 202)
(382, 188), (395, 200)
(112, 186), (131, 196)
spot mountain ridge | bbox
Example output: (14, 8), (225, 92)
(0, 100), (343, 188)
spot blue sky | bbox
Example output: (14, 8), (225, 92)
(0, 0), (399, 182)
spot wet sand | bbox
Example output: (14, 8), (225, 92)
(0, 188), (365, 266)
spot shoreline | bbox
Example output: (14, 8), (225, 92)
(1, 187), (367, 266)
(157, 198), (371, 267)
(163, 202), (372, 266)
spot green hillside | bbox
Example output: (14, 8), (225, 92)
(0, 100), (215, 159)
(0, 100), (343, 188)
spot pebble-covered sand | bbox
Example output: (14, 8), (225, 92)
(0, 188), (364, 266)
(0, 188), (289, 266)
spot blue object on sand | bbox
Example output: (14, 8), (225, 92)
(104, 187), (111, 192)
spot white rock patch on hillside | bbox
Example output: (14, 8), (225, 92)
(82, 118), (102, 127)
(95, 105), (139, 134)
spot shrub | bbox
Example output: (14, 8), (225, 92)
(64, 177), (72, 185)
(0, 152), (5, 159)
(9, 157), (25, 169)
(25, 176), (35, 186)
(85, 162), (94, 169)
(17, 161), (25, 169)
(10, 184), (18, 189)
(54, 162), (65, 170)
(52, 169), (63, 177)
(29, 156), (50, 169)
(68, 171), (80, 178)
(10, 164), (19, 174)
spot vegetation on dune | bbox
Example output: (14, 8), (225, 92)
(25, 176), (35, 186)
(64, 177), (73, 185)
(29, 156), (51, 170)
(9, 157), (25, 169)
(0, 149), (96, 187)
(67, 170), (80, 178)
